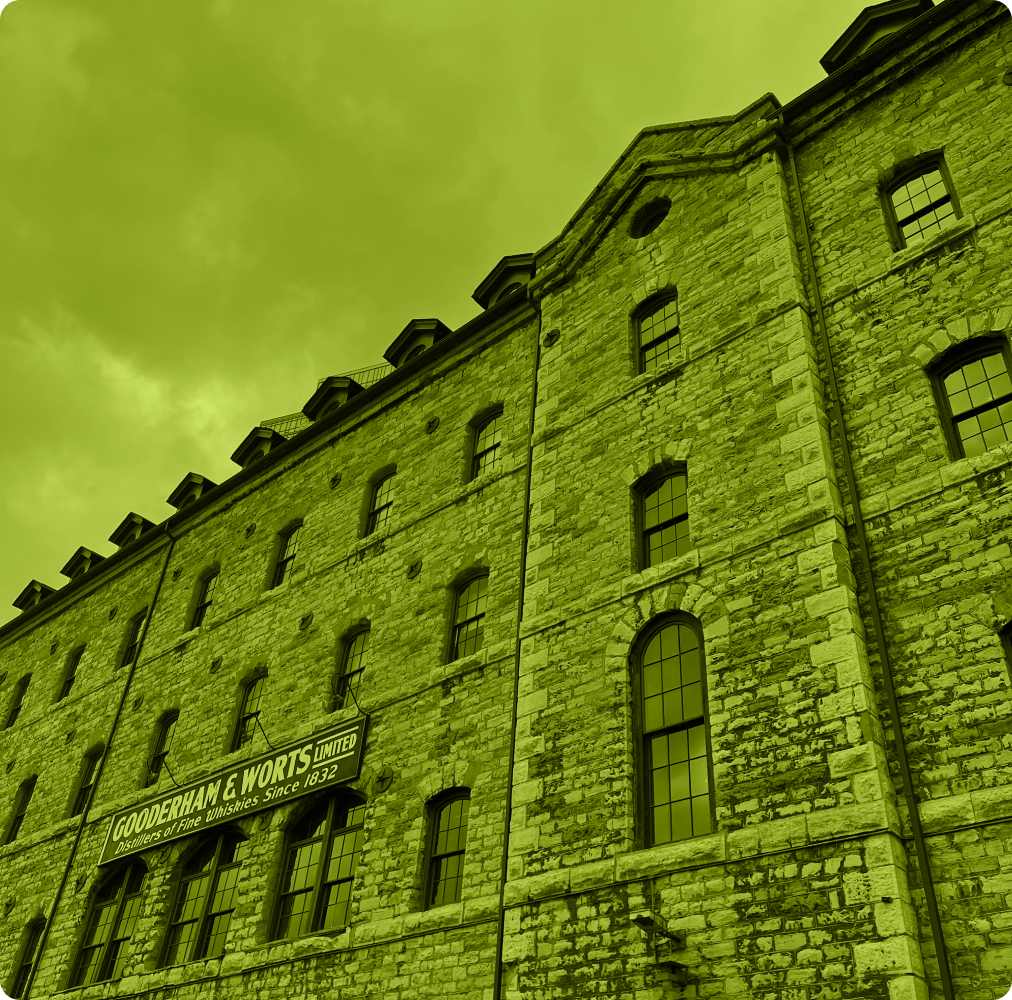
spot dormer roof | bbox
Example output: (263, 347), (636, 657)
(167, 473), (219, 511)
(302, 376), (365, 422)
(12, 580), (57, 613)
(60, 547), (106, 581)
(472, 253), (535, 310)
(820, 0), (933, 74)
(383, 319), (453, 368)
(109, 512), (157, 549)
(230, 427), (288, 469)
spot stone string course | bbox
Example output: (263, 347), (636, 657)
(1, 2), (1011, 998)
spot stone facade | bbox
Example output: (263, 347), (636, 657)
(2, 1), (1011, 998)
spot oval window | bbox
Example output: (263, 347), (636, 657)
(629, 197), (671, 239)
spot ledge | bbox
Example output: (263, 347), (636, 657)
(885, 214), (977, 277)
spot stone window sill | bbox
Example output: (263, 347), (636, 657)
(887, 214), (976, 275)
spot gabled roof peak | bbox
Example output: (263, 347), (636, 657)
(60, 547), (106, 581)
(230, 427), (287, 469)
(167, 472), (219, 511)
(821, 0), (934, 75)
(12, 579), (57, 613)
(109, 512), (157, 549)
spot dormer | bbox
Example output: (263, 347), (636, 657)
(820, 0), (933, 74)
(302, 376), (365, 422)
(167, 473), (218, 511)
(12, 580), (57, 613)
(472, 253), (535, 310)
(61, 547), (106, 581)
(109, 512), (157, 549)
(230, 427), (287, 469)
(383, 319), (452, 369)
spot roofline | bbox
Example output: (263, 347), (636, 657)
(0, 292), (538, 646)
(768, 0), (979, 125)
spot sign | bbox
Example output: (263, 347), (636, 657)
(99, 716), (367, 865)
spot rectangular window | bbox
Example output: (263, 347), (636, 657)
(271, 528), (301, 589)
(72, 751), (102, 817)
(641, 473), (690, 568)
(471, 414), (502, 478)
(6, 778), (37, 844)
(887, 160), (958, 249)
(366, 476), (395, 535)
(452, 577), (488, 660)
(638, 297), (681, 372)
(10, 922), (44, 998)
(5, 676), (30, 729)
(60, 648), (84, 701)
(192, 574), (218, 628)
(429, 795), (469, 907)
(122, 612), (147, 667)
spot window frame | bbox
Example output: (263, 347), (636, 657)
(630, 614), (715, 849)
(5, 674), (31, 729)
(5, 776), (37, 845)
(191, 572), (219, 629)
(271, 793), (367, 940)
(636, 467), (690, 571)
(147, 711), (179, 786)
(425, 789), (471, 909)
(883, 155), (961, 251)
(365, 474), (395, 536)
(231, 674), (266, 752)
(450, 574), (489, 662)
(929, 336), (1012, 460)
(69, 862), (147, 988)
(122, 610), (147, 668)
(71, 747), (103, 818)
(160, 829), (248, 966)
(634, 293), (681, 374)
(334, 630), (369, 711)
(270, 524), (302, 590)
(59, 646), (85, 702)
(470, 409), (504, 481)
(9, 919), (45, 998)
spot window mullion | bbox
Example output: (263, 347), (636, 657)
(310, 802), (335, 931)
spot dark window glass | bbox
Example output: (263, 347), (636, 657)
(192, 573), (218, 629)
(640, 621), (712, 846)
(495, 282), (523, 303)
(405, 344), (426, 361)
(366, 476), (395, 535)
(273, 796), (366, 939)
(941, 347), (1012, 459)
(162, 832), (248, 965)
(5, 778), (36, 844)
(638, 298), (680, 372)
(472, 414), (503, 479)
(147, 713), (179, 786)
(60, 647), (84, 701)
(72, 749), (103, 817)
(271, 526), (301, 589)
(122, 612), (147, 667)
(232, 676), (265, 751)
(70, 863), (146, 987)
(452, 577), (488, 660)
(335, 631), (369, 710)
(641, 473), (690, 567)
(889, 166), (956, 248)
(428, 794), (469, 907)
(5, 676), (30, 729)
(10, 921), (45, 998)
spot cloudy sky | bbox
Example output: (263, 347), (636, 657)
(0, 0), (878, 625)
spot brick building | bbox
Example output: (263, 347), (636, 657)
(2, 1), (1011, 997)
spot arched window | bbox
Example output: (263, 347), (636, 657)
(636, 617), (713, 846)
(5, 777), (36, 845)
(637, 295), (680, 373)
(405, 344), (426, 361)
(451, 576), (488, 660)
(471, 411), (503, 479)
(70, 862), (147, 987)
(71, 748), (103, 817)
(8, 919), (45, 998)
(192, 572), (219, 629)
(162, 830), (248, 965)
(931, 337), (1012, 459)
(495, 282), (523, 303)
(122, 611), (147, 667)
(886, 158), (958, 249)
(59, 646), (84, 701)
(5, 675), (30, 729)
(366, 474), (395, 535)
(272, 794), (366, 939)
(232, 675), (266, 751)
(427, 791), (470, 908)
(271, 525), (302, 589)
(334, 630), (369, 711)
(146, 712), (179, 786)
(638, 469), (690, 569)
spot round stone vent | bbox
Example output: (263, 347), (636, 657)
(629, 197), (671, 239)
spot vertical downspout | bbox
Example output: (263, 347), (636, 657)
(23, 525), (177, 999)
(492, 296), (543, 1000)
(778, 114), (955, 1000)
